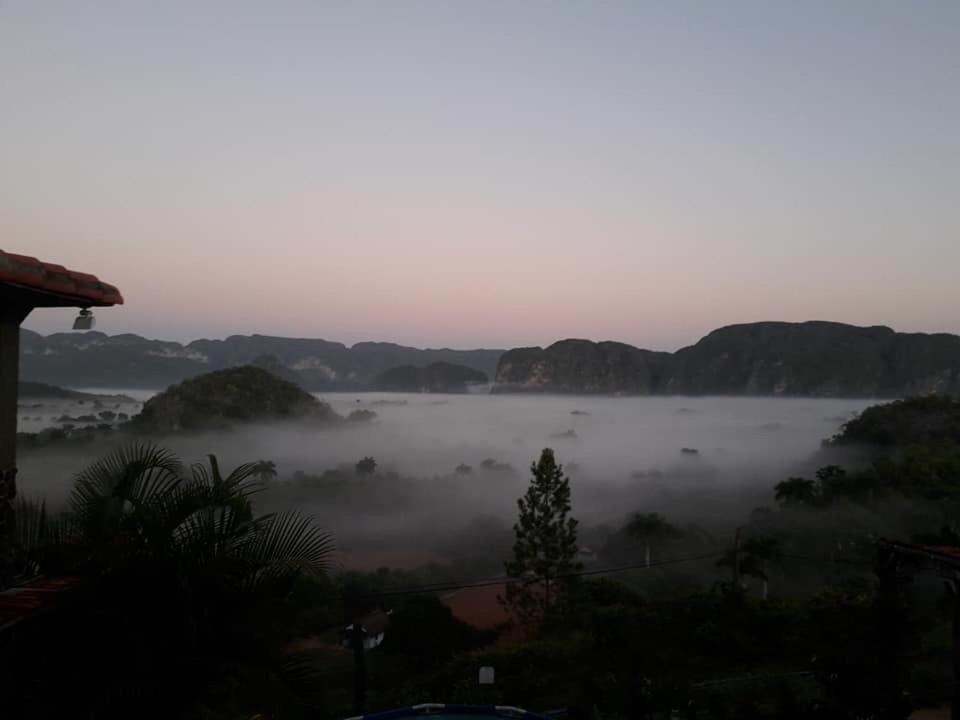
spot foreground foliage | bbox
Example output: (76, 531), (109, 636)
(9, 443), (334, 720)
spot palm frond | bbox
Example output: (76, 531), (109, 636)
(172, 503), (258, 562)
(14, 496), (78, 574)
(70, 443), (182, 519)
(245, 511), (335, 581)
(191, 456), (263, 505)
(14, 496), (49, 551)
(65, 443), (182, 562)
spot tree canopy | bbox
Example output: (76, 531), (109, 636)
(503, 448), (581, 625)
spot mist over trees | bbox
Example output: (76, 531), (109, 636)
(12, 380), (960, 717)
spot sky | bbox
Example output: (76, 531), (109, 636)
(2, 1), (958, 351)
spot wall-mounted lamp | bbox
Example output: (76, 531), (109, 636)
(72, 308), (95, 330)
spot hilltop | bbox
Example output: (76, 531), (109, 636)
(493, 340), (671, 394)
(828, 395), (960, 449)
(129, 366), (339, 433)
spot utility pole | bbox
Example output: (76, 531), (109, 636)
(732, 527), (742, 587)
(544, 571), (551, 615)
(352, 619), (367, 716)
(950, 580), (960, 720)
(875, 543), (907, 720)
(344, 588), (367, 717)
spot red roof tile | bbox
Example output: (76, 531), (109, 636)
(0, 576), (82, 632)
(920, 545), (960, 562)
(0, 249), (123, 307)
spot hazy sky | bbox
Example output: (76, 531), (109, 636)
(3, 1), (958, 350)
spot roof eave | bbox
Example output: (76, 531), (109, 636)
(0, 281), (124, 309)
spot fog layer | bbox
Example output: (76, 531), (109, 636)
(18, 393), (878, 568)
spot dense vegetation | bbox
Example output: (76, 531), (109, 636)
(7, 444), (334, 719)
(9, 396), (960, 718)
(406, 400), (960, 716)
(769, 397), (960, 508)
(130, 366), (338, 432)
(333, 397), (960, 717)
(829, 395), (960, 449)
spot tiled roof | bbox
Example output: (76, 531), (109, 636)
(919, 545), (960, 562)
(0, 576), (82, 632)
(879, 540), (960, 568)
(0, 249), (123, 306)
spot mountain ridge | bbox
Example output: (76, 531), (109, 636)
(373, 362), (489, 393)
(21, 321), (960, 397)
(494, 321), (960, 397)
(19, 329), (503, 390)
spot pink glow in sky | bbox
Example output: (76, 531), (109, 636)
(3, 2), (959, 350)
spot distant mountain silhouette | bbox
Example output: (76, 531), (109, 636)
(19, 330), (502, 391)
(492, 340), (671, 395)
(373, 362), (488, 393)
(494, 322), (960, 397)
(18, 381), (135, 404)
(22, 322), (960, 397)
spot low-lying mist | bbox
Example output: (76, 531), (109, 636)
(18, 393), (878, 570)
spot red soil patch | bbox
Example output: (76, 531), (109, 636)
(284, 636), (349, 657)
(441, 583), (517, 634)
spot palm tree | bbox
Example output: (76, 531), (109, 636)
(252, 459), (278, 484)
(58, 445), (331, 571)
(15, 443), (334, 718)
(627, 512), (679, 567)
(718, 535), (782, 598)
(774, 477), (818, 506)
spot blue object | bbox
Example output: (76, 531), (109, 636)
(346, 703), (558, 720)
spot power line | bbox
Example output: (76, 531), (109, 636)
(349, 550), (875, 601)
(779, 552), (873, 567)
(352, 553), (722, 600)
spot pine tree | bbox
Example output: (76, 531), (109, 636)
(503, 448), (581, 625)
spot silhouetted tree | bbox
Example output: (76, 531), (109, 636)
(356, 456), (377, 475)
(718, 535), (782, 598)
(347, 409), (378, 423)
(628, 512), (680, 567)
(774, 477), (818, 506)
(503, 448), (581, 626)
(384, 595), (494, 665)
(252, 459), (278, 483)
